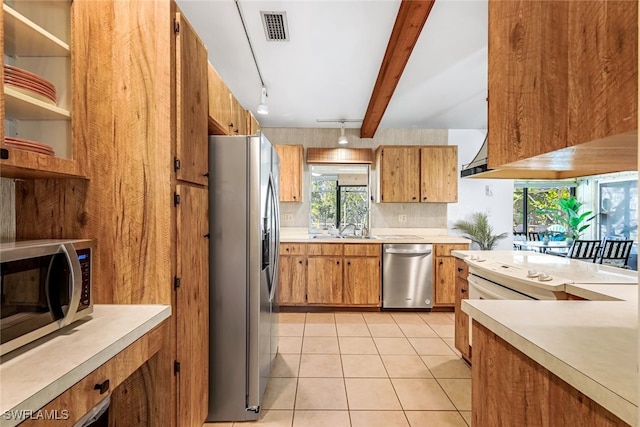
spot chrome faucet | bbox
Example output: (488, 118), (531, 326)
(339, 223), (357, 236)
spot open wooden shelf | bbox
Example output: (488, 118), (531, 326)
(5, 86), (71, 120)
(0, 146), (84, 179)
(3, 4), (70, 57)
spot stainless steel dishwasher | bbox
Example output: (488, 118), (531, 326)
(382, 243), (433, 309)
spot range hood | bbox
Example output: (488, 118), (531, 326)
(460, 134), (490, 177)
(460, 130), (637, 180)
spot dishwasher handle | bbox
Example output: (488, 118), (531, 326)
(385, 248), (432, 255)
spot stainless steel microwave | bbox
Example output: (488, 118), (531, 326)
(0, 239), (94, 356)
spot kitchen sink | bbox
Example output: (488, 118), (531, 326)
(308, 234), (378, 239)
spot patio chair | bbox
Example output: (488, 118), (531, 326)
(527, 232), (541, 241)
(565, 240), (601, 262)
(596, 239), (634, 268)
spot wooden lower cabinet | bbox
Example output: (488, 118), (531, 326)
(278, 243), (381, 307)
(307, 257), (343, 304)
(279, 256), (307, 304)
(343, 257), (380, 305)
(434, 256), (456, 306)
(472, 321), (628, 426)
(21, 321), (169, 427)
(454, 259), (471, 363)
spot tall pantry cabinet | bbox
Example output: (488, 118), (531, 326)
(9, 1), (209, 426)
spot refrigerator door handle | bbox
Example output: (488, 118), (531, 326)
(268, 172), (280, 303)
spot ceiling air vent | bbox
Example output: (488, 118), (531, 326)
(261, 11), (289, 42)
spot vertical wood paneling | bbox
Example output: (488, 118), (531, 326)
(175, 184), (209, 427)
(207, 62), (232, 135)
(176, 13), (208, 185)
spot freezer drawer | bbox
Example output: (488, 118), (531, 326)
(382, 244), (433, 309)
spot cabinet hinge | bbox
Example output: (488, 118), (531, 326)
(174, 276), (181, 290)
(306, 260), (308, 266)
(174, 157), (181, 172)
(174, 360), (181, 375)
(173, 19), (180, 34)
(381, 149), (384, 156)
(0, 148), (8, 160)
(204, 233), (210, 239)
(174, 192), (181, 206)
(203, 172), (210, 178)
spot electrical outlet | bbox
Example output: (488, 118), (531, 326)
(284, 214), (294, 222)
(398, 214), (408, 223)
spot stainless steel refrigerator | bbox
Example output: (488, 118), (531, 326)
(207, 133), (280, 422)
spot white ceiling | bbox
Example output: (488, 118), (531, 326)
(177, 0), (488, 131)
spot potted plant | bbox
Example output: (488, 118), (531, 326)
(538, 196), (595, 244)
(452, 212), (508, 250)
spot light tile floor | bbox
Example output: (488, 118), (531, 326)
(205, 311), (470, 427)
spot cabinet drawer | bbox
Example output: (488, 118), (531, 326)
(344, 244), (381, 257)
(280, 243), (306, 255)
(308, 244), (343, 256)
(434, 244), (469, 257)
(455, 258), (468, 279)
(21, 320), (168, 426)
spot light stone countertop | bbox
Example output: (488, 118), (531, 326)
(462, 299), (637, 425)
(280, 227), (470, 244)
(454, 249), (639, 425)
(0, 304), (171, 427)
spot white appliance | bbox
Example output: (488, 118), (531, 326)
(208, 133), (280, 422)
(463, 252), (637, 345)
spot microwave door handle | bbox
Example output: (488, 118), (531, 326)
(60, 243), (82, 326)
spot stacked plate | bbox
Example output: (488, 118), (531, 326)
(4, 136), (55, 156)
(4, 65), (57, 105)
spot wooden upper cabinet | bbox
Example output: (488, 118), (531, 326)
(207, 62), (233, 135)
(376, 146), (420, 202)
(420, 146), (457, 203)
(175, 13), (208, 185)
(275, 144), (303, 202)
(487, 0), (638, 169)
(247, 111), (261, 135)
(230, 95), (247, 135)
(175, 184), (209, 427)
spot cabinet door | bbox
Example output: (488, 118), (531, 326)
(420, 146), (458, 203)
(176, 13), (208, 185)
(230, 95), (247, 135)
(307, 257), (343, 304)
(378, 146), (420, 202)
(175, 184), (209, 427)
(454, 275), (471, 362)
(275, 144), (303, 202)
(434, 256), (456, 306)
(207, 62), (232, 135)
(343, 257), (380, 305)
(247, 111), (261, 135)
(279, 256), (307, 304)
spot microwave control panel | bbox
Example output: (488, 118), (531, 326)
(78, 248), (92, 309)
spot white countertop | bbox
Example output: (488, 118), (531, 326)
(455, 249), (639, 425)
(0, 304), (171, 427)
(280, 227), (469, 244)
(462, 299), (637, 425)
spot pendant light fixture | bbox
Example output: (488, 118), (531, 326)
(257, 86), (269, 115)
(338, 122), (348, 145)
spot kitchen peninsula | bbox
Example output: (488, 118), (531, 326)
(454, 251), (638, 426)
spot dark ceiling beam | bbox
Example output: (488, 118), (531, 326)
(360, 0), (436, 138)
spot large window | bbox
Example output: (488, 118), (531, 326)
(599, 180), (638, 241)
(309, 165), (369, 233)
(513, 183), (574, 233)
